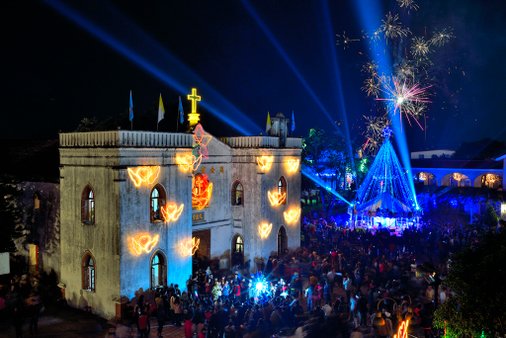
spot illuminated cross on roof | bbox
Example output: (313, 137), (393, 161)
(187, 88), (201, 114)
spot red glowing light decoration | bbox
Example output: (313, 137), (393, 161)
(128, 166), (160, 188)
(283, 207), (301, 224)
(268, 190), (287, 207)
(192, 174), (213, 210)
(257, 155), (274, 172)
(258, 222), (273, 239)
(160, 202), (184, 223)
(128, 233), (159, 256)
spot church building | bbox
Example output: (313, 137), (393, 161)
(58, 89), (302, 319)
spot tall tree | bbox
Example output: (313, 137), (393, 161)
(0, 182), (24, 252)
(434, 230), (506, 336)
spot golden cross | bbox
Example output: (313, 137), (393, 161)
(187, 88), (201, 114)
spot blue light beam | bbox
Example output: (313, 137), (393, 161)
(353, 0), (418, 207)
(321, 0), (356, 173)
(242, 0), (344, 138)
(45, 0), (261, 136)
(302, 166), (353, 207)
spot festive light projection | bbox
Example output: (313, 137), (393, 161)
(393, 319), (410, 338)
(285, 158), (300, 174)
(267, 190), (287, 207)
(257, 155), (274, 172)
(283, 207), (301, 224)
(187, 88), (201, 128)
(177, 237), (200, 257)
(193, 124), (212, 148)
(160, 202), (184, 223)
(127, 166), (160, 188)
(258, 222), (272, 239)
(128, 233), (159, 256)
(175, 153), (202, 173)
(192, 174), (213, 210)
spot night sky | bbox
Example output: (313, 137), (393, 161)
(2, 0), (506, 151)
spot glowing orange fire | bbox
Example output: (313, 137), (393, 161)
(160, 202), (184, 223)
(192, 174), (213, 210)
(283, 207), (301, 224)
(258, 222), (272, 239)
(256, 155), (274, 172)
(178, 237), (200, 257)
(268, 190), (287, 206)
(285, 158), (300, 174)
(128, 166), (160, 188)
(128, 233), (159, 256)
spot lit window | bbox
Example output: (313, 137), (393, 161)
(278, 177), (287, 205)
(150, 185), (166, 223)
(234, 235), (244, 253)
(81, 185), (95, 225)
(151, 251), (166, 288)
(33, 193), (41, 210)
(232, 181), (244, 206)
(82, 252), (95, 291)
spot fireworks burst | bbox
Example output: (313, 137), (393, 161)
(410, 36), (430, 59)
(430, 28), (454, 47)
(376, 77), (431, 129)
(397, 0), (419, 12)
(336, 31), (360, 49)
(362, 115), (390, 154)
(361, 62), (378, 76)
(380, 12), (411, 40)
(362, 77), (381, 97)
(395, 62), (416, 81)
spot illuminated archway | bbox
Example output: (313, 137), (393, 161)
(150, 250), (166, 288)
(81, 185), (95, 225)
(150, 184), (167, 223)
(231, 234), (244, 267)
(416, 172), (436, 186)
(231, 181), (244, 206)
(477, 173), (502, 189)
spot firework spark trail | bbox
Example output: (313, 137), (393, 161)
(430, 28), (454, 47)
(376, 77), (431, 129)
(380, 12), (411, 40)
(411, 36), (430, 59)
(397, 0), (419, 12)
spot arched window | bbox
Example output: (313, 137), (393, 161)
(150, 184), (166, 223)
(278, 177), (287, 205)
(81, 185), (95, 225)
(82, 252), (95, 291)
(33, 193), (41, 210)
(231, 181), (244, 206)
(151, 251), (166, 288)
(234, 235), (244, 253)
(231, 234), (244, 267)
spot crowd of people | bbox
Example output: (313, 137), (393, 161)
(119, 211), (490, 338)
(0, 210), (495, 338)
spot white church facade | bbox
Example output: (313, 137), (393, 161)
(58, 108), (302, 319)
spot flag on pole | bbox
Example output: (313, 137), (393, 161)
(157, 93), (165, 124)
(178, 96), (184, 124)
(129, 90), (134, 122)
(291, 110), (295, 133)
(266, 111), (271, 133)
